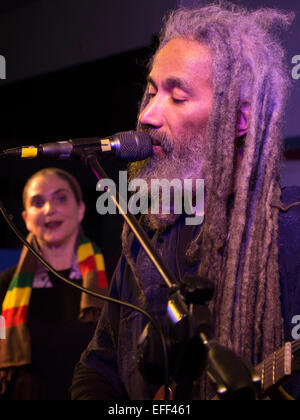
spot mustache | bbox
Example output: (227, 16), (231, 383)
(140, 126), (173, 155)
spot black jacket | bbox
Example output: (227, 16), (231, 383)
(71, 186), (300, 400)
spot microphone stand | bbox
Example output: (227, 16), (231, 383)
(81, 152), (190, 318)
(80, 151), (260, 400)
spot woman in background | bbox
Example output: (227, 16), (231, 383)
(0, 168), (108, 400)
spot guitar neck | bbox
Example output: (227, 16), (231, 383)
(256, 342), (293, 397)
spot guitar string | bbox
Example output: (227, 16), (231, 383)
(260, 348), (285, 387)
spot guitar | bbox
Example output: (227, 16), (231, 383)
(154, 338), (300, 400)
(255, 339), (300, 400)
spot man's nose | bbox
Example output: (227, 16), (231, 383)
(138, 96), (164, 128)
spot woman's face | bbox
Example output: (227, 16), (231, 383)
(22, 174), (85, 248)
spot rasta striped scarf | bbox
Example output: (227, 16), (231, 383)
(0, 233), (108, 393)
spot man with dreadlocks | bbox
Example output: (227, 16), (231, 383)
(71, 3), (300, 400)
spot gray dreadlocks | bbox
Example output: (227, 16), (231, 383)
(122, 1), (296, 366)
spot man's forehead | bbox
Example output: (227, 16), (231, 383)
(160, 37), (210, 53)
(150, 38), (212, 84)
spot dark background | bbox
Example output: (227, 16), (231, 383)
(0, 45), (153, 280)
(0, 0), (299, 281)
(0, 0), (177, 280)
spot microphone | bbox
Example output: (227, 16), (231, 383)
(1, 131), (153, 161)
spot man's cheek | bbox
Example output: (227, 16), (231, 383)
(182, 116), (208, 136)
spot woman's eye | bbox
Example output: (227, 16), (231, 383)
(54, 194), (67, 204)
(31, 197), (45, 208)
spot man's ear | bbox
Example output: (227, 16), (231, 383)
(236, 102), (251, 137)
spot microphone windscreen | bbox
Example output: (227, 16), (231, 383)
(116, 131), (153, 161)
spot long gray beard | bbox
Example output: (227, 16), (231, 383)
(128, 129), (206, 231)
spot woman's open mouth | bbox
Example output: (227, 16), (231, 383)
(44, 221), (63, 230)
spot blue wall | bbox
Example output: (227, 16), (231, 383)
(0, 249), (21, 271)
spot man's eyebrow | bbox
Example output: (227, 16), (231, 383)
(147, 75), (193, 95)
(165, 77), (193, 95)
